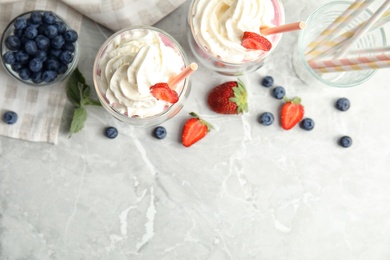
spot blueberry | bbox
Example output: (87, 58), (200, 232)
(44, 58), (61, 71)
(42, 70), (57, 82)
(153, 126), (167, 139)
(58, 63), (68, 74)
(105, 127), (118, 139)
(50, 49), (62, 59)
(42, 11), (56, 25)
(59, 50), (73, 64)
(3, 51), (16, 65)
(37, 24), (47, 35)
(62, 43), (75, 52)
(261, 76), (274, 88)
(335, 98), (350, 111)
(31, 72), (43, 84)
(19, 67), (31, 80)
(44, 25), (58, 39)
(5, 35), (21, 50)
(300, 118), (315, 131)
(55, 21), (67, 34)
(13, 28), (24, 38)
(24, 26), (38, 39)
(30, 11), (43, 24)
(15, 50), (29, 64)
(35, 35), (50, 50)
(11, 63), (23, 72)
(51, 35), (65, 49)
(3, 111), (18, 124)
(272, 86), (285, 99)
(34, 50), (47, 61)
(258, 112), (274, 126)
(64, 29), (78, 43)
(24, 39), (38, 55)
(29, 57), (43, 72)
(339, 136), (352, 148)
(14, 17), (27, 30)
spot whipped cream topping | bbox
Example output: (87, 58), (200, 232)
(191, 0), (277, 63)
(98, 29), (184, 118)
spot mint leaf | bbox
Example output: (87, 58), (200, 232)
(66, 67), (102, 136)
(69, 107), (87, 136)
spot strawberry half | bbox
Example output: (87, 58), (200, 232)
(241, 31), (272, 51)
(182, 112), (213, 147)
(281, 97), (304, 130)
(150, 83), (179, 103)
(207, 81), (248, 114)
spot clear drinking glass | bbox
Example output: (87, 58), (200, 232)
(187, 0), (285, 76)
(93, 26), (190, 127)
(293, 1), (387, 88)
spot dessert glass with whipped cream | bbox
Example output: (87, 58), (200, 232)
(188, 0), (285, 75)
(93, 26), (190, 127)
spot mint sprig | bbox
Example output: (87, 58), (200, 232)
(66, 68), (101, 136)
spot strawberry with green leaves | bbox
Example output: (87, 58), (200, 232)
(281, 97), (304, 130)
(182, 112), (213, 147)
(207, 81), (248, 114)
(241, 31), (272, 51)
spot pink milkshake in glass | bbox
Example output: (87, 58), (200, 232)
(187, 0), (285, 75)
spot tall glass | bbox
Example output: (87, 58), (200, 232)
(293, 1), (387, 88)
(187, 0), (285, 76)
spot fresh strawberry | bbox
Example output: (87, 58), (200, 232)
(207, 81), (248, 114)
(241, 31), (272, 51)
(150, 83), (179, 103)
(182, 112), (213, 147)
(281, 97), (304, 130)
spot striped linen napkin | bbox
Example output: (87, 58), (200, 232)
(0, 0), (186, 144)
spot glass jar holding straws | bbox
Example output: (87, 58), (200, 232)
(293, 0), (389, 88)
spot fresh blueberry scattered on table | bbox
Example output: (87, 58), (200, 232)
(2, 111), (18, 124)
(272, 86), (285, 99)
(338, 136), (352, 148)
(105, 127), (118, 139)
(2, 11), (78, 84)
(335, 98), (350, 111)
(153, 126), (167, 139)
(261, 75), (274, 88)
(258, 112), (274, 126)
(300, 118), (315, 131)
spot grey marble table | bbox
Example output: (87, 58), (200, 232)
(1, 0), (390, 259)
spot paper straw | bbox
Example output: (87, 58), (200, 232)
(309, 53), (390, 69)
(305, 0), (375, 54)
(313, 60), (390, 73)
(347, 46), (390, 55)
(306, 10), (390, 61)
(168, 62), (198, 87)
(333, 0), (390, 59)
(260, 21), (306, 36)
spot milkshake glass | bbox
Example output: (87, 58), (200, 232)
(187, 0), (285, 75)
(93, 26), (190, 127)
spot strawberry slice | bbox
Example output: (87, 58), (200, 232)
(241, 31), (272, 51)
(182, 112), (213, 147)
(150, 83), (179, 103)
(281, 97), (304, 130)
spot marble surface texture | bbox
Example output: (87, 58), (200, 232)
(1, 0), (390, 259)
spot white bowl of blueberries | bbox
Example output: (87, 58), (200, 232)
(1, 10), (78, 86)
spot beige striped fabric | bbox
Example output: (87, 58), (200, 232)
(0, 0), (185, 144)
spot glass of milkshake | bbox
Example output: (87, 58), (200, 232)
(188, 0), (285, 75)
(93, 26), (192, 127)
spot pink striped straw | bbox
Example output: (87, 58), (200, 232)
(168, 63), (198, 87)
(313, 60), (390, 73)
(333, 0), (390, 59)
(305, 0), (375, 55)
(260, 21), (306, 36)
(309, 53), (390, 69)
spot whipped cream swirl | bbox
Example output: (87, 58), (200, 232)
(191, 0), (276, 63)
(99, 29), (184, 118)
